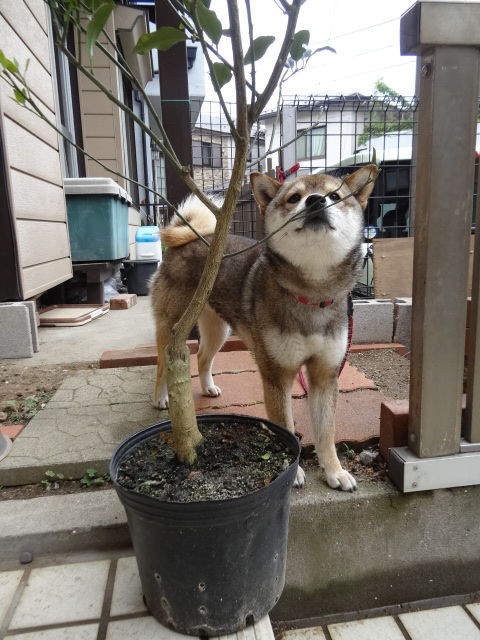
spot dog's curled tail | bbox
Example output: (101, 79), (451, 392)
(161, 194), (220, 247)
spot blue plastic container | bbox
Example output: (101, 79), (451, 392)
(64, 178), (132, 262)
(135, 226), (162, 261)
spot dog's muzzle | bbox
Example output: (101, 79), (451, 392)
(302, 194), (333, 230)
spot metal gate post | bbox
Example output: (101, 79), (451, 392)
(389, 1), (480, 491)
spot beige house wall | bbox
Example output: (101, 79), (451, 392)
(0, 0), (72, 299)
(77, 15), (127, 188)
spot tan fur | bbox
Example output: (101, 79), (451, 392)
(151, 166), (379, 491)
(161, 194), (219, 247)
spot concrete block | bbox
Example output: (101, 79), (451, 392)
(0, 304), (33, 358)
(393, 297), (412, 348)
(352, 299), (394, 344)
(379, 399), (409, 460)
(110, 294), (138, 310)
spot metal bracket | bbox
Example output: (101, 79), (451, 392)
(389, 440), (480, 492)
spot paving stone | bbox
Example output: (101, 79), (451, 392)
(467, 603), (480, 623)
(283, 627), (327, 640)
(9, 560), (110, 629)
(0, 569), (23, 625)
(328, 616), (405, 640)
(339, 361), (377, 392)
(7, 624), (99, 639)
(292, 389), (384, 447)
(110, 556), (146, 616)
(106, 614), (274, 640)
(399, 606), (480, 640)
(0, 424), (25, 440)
(106, 617), (187, 639)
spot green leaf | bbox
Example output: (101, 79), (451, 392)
(86, 467), (97, 477)
(211, 62), (231, 88)
(14, 88), (26, 105)
(243, 36), (275, 65)
(45, 470), (56, 478)
(134, 27), (187, 54)
(261, 452), (272, 461)
(289, 30), (310, 62)
(85, 0), (115, 59)
(196, 2), (222, 45)
(0, 50), (19, 73)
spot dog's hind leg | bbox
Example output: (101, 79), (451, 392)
(306, 358), (356, 491)
(197, 304), (230, 397)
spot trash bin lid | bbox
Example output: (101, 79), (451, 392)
(63, 177), (133, 204)
(136, 226), (160, 242)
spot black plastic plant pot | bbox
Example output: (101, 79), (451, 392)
(109, 414), (300, 636)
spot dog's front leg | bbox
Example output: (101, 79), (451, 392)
(261, 371), (306, 488)
(306, 361), (356, 491)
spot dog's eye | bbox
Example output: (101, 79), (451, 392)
(287, 193), (301, 204)
(328, 192), (340, 202)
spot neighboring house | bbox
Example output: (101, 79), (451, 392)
(259, 94), (418, 177)
(0, 2), (155, 307)
(260, 94), (372, 175)
(191, 110), (265, 193)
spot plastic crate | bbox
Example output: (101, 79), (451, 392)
(64, 178), (132, 261)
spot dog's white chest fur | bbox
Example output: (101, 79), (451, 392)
(262, 327), (348, 371)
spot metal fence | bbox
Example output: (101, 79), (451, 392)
(181, 95), (422, 296)
(188, 95), (419, 239)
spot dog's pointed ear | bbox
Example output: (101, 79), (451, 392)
(344, 164), (380, 210)
(250, 172), (281, 214)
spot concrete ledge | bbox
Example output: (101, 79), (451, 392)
(2, 474), (480, 621)
(0, 489), (130, 563)
(275, 476), (480, 621)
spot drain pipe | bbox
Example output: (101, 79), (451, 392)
(134, 90), (151, 223)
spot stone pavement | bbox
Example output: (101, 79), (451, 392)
(0, 553), (274, 639)
(0, 350), (385, 486)
(1, 552), (480, 640)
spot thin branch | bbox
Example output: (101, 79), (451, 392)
(249, 0), (303, 123)
(2, 70), (212, 246)
(190, 0), (238, 140)
(245, 0), (256, 111)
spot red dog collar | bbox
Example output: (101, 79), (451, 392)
(289, 293), (334, 308)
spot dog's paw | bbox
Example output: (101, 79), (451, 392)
(293, 466), (306, 488)
(325, 468), (357, 492)
(152, 394), (169, 410)
(202, 385), (222, 398)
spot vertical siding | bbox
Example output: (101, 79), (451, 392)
(0, 0), (72, 299)
(76, 15), (127, 188)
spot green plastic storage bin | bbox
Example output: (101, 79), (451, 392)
(64, 178), (132, 261)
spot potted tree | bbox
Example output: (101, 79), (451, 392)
(0, 0), (373, 633)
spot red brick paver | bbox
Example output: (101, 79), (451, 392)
(0, 423), (25, 440)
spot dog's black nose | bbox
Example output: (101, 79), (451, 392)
(305, 194), (326, 208)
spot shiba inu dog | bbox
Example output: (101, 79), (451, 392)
(150, 165), (379, 490)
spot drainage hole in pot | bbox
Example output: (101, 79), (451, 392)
(154, 572), (161, 582)
(198, 582), (206, 592)
(246, 614), (255, 626)
(198, 606), (208, 616)
(273, 553), (279, 561)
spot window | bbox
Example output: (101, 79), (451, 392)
(192, 140), (222, 168)
(51, 25), (85, 177)
(296, 126), (326, 160)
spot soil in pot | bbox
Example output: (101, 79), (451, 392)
(116, 418), (296, 502)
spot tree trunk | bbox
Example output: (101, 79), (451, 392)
(164, 344), (202, 465)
